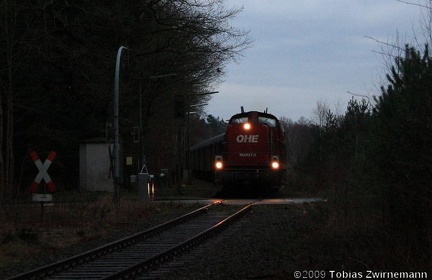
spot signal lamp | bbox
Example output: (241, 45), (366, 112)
(215, 155), (223, 170)
(243, 123), (251, 130)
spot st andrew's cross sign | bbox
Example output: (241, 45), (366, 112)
(30, 151), (57, 193)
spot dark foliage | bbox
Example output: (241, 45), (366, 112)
(371, 45), (432, 262)
(288, 44), (431, 270)
(0, 0), (250, 197)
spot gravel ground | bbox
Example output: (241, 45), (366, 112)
(0, 203), (203, 279)
(160, 204), (324, 280)
(2, 203), (334, 280)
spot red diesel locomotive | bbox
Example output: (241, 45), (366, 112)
(189, 109), (286, 195)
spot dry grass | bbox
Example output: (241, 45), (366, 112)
(0, 192), (197, 271)
(316, 199), (431, 272)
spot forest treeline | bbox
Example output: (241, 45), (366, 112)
(0, 0), (249, 198)
(1, 0), (431, 271)
(283, 45), (431, 269)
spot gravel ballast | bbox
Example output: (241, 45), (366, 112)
(2, 203), (324, 279)
(160, 204), (323, 279)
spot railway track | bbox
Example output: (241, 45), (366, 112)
(7, 200), (254, 280)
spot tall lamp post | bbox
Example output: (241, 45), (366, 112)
(113, 45), (128, 203)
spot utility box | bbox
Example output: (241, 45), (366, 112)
(138, 173), (149, 201)
(130, 175), (137, 183)
(80, 138), (113, 192)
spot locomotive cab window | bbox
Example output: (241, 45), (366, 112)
(258, 117), (276, 127)
(231, 117), (248, 124)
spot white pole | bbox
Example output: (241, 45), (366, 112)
(113, 46), (128, 201)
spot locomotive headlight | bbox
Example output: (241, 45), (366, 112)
(243, 123), (251, 130)
(271, 156), (280, 169)
(215, 155), (223, 170)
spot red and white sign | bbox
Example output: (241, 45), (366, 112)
(30, 151), (56, 193)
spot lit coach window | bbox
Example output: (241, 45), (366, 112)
(243, 123), (251, 130)
(215, 155), (223, 170)
(271, 156), (280, 169)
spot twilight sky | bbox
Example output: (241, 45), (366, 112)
(206, 0), (425, 121)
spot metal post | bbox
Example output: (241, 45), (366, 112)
(187, 92), (190, 174)
(139, 82), (144, 169)
(113, 45), (128, 203)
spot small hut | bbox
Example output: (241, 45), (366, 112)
(79, 138), (113, 192)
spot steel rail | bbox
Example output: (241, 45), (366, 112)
(6, 202), (218, 280)
(101, 203), (254, 279)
